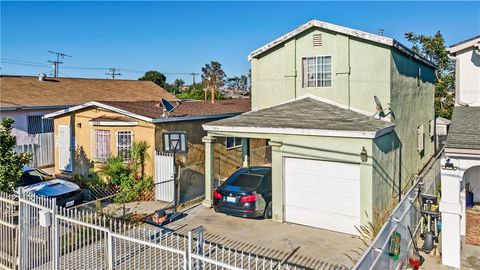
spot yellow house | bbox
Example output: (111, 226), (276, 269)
(45, 98), (265, 183)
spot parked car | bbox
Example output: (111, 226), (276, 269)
(17, 167), (83, 208)
(213, 167), (272, 219)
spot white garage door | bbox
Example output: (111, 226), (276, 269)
(284, 157), (360, 235)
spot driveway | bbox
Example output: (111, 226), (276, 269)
(162, 205), (364, 269)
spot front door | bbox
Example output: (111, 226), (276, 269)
(58, 125), (72, 172)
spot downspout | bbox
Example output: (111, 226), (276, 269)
(448, 53), (469, 107)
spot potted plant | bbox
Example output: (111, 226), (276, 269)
(466, 182), (474, 208)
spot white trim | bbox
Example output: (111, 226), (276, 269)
(203, 124), (395, 139)
(44, 101), (153, 123)
(448, 36), (480, 54)
(248, 20), (436, 68)
(302, 55), (333, 89)
(89, 121), (138, 126)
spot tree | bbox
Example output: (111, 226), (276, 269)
(173, 78), (185, 90)
(201, 61), (226, 102)
(0, 118), (31, 193)
(405, 31), (455, 119)
(138, 71), (167, 88)
(227, 75), (249, 93)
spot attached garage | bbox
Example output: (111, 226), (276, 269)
(284, 157), (361, 235)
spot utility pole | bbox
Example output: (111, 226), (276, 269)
(48, 51), (71, 78)
(190, 73), (199, 84)
(105, 68), (121, 79)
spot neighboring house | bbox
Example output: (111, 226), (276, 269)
(440, 36), (480, 268)
(0, 75), (174, 144)
(202, 20), (436, 235)
(436, 116), (451, 149)
(44, 98), (266, 195)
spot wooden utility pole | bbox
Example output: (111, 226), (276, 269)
(105, 68), (121, 79)
(48, 51), (71, 78)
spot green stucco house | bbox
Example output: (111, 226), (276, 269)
(202, 20), (436, 235)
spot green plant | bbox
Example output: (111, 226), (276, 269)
(0, 118), (31, 193)
(130, 140), (150, 180)
(99, 155), (131, 186)
(72, 170), (105, 189)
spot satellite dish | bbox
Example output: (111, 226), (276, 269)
(161, 99), (175, 113)
(374, 96), (384, 113)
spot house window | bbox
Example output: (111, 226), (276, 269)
(95, 130), (110, 162)
(429, 119), (435, 138)
(117, 131), (133, 161)
(417, 125), (425, 152)
(226, 137), (242, 149)
(302, 56), (332, 88)
(27, 115), (53, 134)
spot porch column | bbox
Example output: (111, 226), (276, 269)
(202, 136), (216, 208)
(440, 158), (462, 269)
(241, 138), (250, 168)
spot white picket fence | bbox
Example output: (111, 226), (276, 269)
(15, 132), (54, 168)
(2, 190), (305, 270)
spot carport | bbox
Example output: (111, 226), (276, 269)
(201, 96), (397, 235)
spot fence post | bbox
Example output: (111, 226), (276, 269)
(17, 188), (23, 270)
(52, 199), (59, 270)
(187, 231), (192, 270)
(107, 230), (114, 270)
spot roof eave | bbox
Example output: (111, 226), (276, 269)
(152, 113), (243, 123)
(203, 124), (395, 139)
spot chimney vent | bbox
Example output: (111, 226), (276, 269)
(38, 73), (47, 81)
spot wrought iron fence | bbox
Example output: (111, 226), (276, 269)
(3, 190), (307, 270)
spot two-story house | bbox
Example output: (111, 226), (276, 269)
(440, 36), (480, 268)
(201, 20), (436, 235)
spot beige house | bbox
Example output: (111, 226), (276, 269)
(45, 98), (267, 183)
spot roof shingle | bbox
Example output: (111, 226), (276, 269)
(0, 75), (175, 108)
(445, 106), (480, 150)
(205, 97), (394, 134)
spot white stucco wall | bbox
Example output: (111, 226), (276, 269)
(455, 47), (480, 106)
(0, 109), (58, 145)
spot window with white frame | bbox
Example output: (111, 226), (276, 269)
(302, 56), (332, 88)
(95, 130), (110, 162)
(27, 115), (53, 134)
(117, 131), (133, 161)
(417, 125), (425, 152)
(226, 137), (242, 149)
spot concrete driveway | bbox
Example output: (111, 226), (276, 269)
(163, 205), (364, 269)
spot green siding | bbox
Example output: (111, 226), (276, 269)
(390, 50), (436, 188)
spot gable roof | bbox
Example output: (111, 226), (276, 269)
(448, 35), (480, 55)
(45, 98), (251, 123)
(203, 97), (395, 139)
(0, 75), (175, 110)
(248, 20), (436, 68)
(445, 106), (480, 150)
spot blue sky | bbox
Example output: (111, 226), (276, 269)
(1, 1), (479, 83)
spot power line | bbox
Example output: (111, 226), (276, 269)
(48, 51), (71, 78)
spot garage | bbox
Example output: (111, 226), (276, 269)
(284, 157), (361, 235)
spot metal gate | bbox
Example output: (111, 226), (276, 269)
(154, 151), (175, 202)
(0, 192), (18, 270)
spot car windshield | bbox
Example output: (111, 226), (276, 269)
(18, 169), (54, 186)
(225, 173), (264, 189)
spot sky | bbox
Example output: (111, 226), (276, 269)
(1, 1), (479, 84)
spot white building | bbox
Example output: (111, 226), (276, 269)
(440, 36), (480, 268)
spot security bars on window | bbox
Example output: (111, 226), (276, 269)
(117, 131), (132, 161)
(302, 56), (332, 88)
(95, 130), (110, 162)
(27, 115), (54, 134)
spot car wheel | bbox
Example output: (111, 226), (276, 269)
(264, 201), (272, 219)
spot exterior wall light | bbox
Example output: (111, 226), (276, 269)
(360, 147), (368, 162)
(442, 157), (457, 171)
(76, 123), (81, 128)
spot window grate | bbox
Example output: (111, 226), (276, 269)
(313, 34), (322, 47)
(117, 131), (132, 161)
(95, 130), (110, 162)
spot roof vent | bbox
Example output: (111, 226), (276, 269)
(313, 34), (322, 47)
(38, 73), (47, 81)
